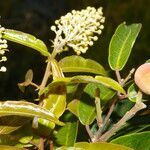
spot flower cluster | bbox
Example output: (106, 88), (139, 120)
(51, 6), (105, 55)
(0, 25), (8, 72)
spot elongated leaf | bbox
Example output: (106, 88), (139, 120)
(56, 122), (78, 146)
(95, 76), (125, 94)
(41, 76), (125, 96)
(59, 55), (106, 75)
(109, 22), (142, 70)
(0, 145), (25, 150)
(0, 116), (30, 134)
(111, 132), (150, 150)
(2, 29), (50, 56)
(78, 98), (96, 125)
(0, 101), (63, 126)
(57, 142), (133, 150)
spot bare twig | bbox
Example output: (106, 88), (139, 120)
(39, 137), (45, 150)
(97, 101), (146, 142)
(115, 70), (122, 84)
(85, 125), (94, 141)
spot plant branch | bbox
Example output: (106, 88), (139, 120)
(85, 125), (94, 141)
(115, 70), (122, 84)
(97, 101), (146, 142)
(39, 59), (51, 91)
(95, 88), (103, 128)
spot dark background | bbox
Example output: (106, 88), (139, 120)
(0, 0), (149, 99)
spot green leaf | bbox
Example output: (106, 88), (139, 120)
(78, 98), (96, 125)
(0, 145), (25, 150)
(0, 116), (30, 134)
(41, 76), (125, 96)
(59, 55), (106, 75)
(57, 142), (133, 150)
(95, 76), (126, 94)
(127, 83), (138, 102)
(109, 22), (142, 70)
(84, 83), (115, 102)
(2, 29), (50, 56)
(146, 59), (150, 63)
(67, 100), (80, 117)
(43, 94), (66, 118)
(56, 122), (78, 146)
(0, 101), (63, 126)
(37, 94), (66, 135)
(111, 132), (150, 150)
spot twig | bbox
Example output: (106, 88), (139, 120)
(115, 70), (122, 84)
(97, 101), (146, 142)
(39, 137), (44, 150)
(85, 125), (94, 141)
(49, 139), (53, 150)
(30, 82), (40, 89)
(121, 68), (135, 86)
(39, 60), (51, 91)
(95, 88), (103, 128)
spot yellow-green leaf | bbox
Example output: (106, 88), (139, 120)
(0, 145), (25, 150)
(109, 22), (142, 70)
(2, 29), (50, 56)
(56, 142), (133, 150)
(0, 101), (63, 126)
(59, 55), (106, 75)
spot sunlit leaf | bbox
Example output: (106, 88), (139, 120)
(56, 122), (78, 146)
(56, 142), (133, 150)
(3, 29), (50, 56)
(111, 132), (150, 150)
(109, 22), (141, 70)
(95, 76), (126, 94)
(59, 55), (106, 75)
(67, 100), (80, 117)
(0, 101), (63, 126)
(0, 116), (30, 134)
(0, 145), (25, 150)
(41, 75), (125, 96)
(51, 59), (64, 79)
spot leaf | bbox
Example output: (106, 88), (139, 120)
(0, 145), (25, 150)
(109, 22), (142, 70)
(95, 76), (126, 94)
(43, 94), (66, 118)
(59, 55), (106, 75)
(37, 94), (66, 135)
(0, 116), (30, 134)
(41, 75), (125, 96)
(2, 29), (50, 56)
(127, 83), (138, 102)
(56, 142), (133, 150)
(111, 132), (150, 150)
(78, 98), (96, 125)
(56, 122), (78, 146)
(67, 100), (80, 116)
(51, 59), (64, 79)
(146, 59), (150, 63)
(0, 101), (63, 126)
(84, 83), (115, 102)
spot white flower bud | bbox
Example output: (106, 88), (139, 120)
(0, 66), (7, 72)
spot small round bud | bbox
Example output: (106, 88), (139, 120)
(134, 63), (150, 95)
(50, 26), (56, 31)
(0, 66), (7, 72)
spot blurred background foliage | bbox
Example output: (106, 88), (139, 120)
(0, 0), (149, 99)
